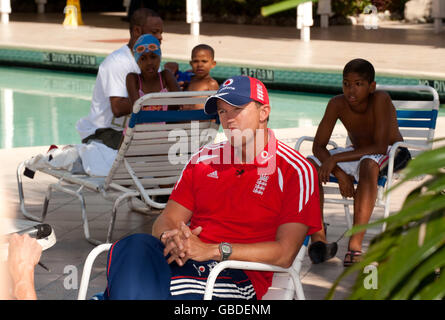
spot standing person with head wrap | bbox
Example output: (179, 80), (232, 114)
(76, 8), (166, 150)
(126, 34), (179, 111)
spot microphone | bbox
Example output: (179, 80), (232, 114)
(15, 224), (52, 239)
(235, 169), (245, 176)
(9, 224), (52, 272)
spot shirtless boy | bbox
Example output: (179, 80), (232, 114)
(182, 44), (219, 110)
(308, 58), (411, 266)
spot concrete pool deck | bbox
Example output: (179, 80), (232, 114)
(0, 11), (444, 300)
(1, 122), (445, 300)
(1, 12), (445, 83)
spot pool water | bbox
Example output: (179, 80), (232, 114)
(0, 66), (332, 149)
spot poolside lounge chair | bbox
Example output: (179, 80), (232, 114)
(77, 236), (310, 300)
(295, 85), (439, 231)
(16, 91), (219, 245)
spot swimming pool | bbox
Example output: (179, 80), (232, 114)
(0, 66), (333, 149)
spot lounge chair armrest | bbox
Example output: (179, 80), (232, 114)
(78, 243), (113, 300)
(203, 260), (295, 300)
(387, 141), (429, 171)
(390, 141), (430, 154)
(295, 136), (338, 152)
(385, 141), (429, 190)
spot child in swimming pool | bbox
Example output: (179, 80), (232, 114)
(182, 44), (219, 110)
(307, 58), (411, 266)
(126, 34), (179, 111)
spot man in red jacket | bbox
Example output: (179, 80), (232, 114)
(104, 76), (322, 300)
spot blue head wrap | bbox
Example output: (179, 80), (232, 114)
(133, 34), (161, 63)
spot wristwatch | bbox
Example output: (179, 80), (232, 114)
(219, 242), (232, 261)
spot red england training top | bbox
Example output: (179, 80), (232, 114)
(169, 129), (322, 299)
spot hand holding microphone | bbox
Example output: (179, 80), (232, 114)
(8, 224), (52, 272)
(15, 223), (52, 239)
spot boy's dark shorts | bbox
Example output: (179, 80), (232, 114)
(82, 128), (123, 150)
(378, 147), (412, 178)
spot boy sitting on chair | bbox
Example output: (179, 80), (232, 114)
(307, 58), (411, 266)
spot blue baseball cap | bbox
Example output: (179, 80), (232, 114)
(133, 34), (161, 63)
(204, 76), (270, 115)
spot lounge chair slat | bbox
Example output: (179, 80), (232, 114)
(112, 177), (179, 186)
(113, 169), (182, 179)
(125, 143), (194, 156)
(402, 139), (431, 147)
(116, 163), (184, 172)
(138, 97), (208, 106)
(397, 119), (436, 129)
(399, 129), (430, 138)
(132, 127), (215, 140)
(393, 100), (436, 109)
(131, 134), (208, 145)
(396, 109), (436, 119)
(134, 123), (217, 134)
(124, 155), (172, 162)
(39, 169), (104, 191)
(322, 186), (342, 195)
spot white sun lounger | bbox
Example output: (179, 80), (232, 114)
(16, 91), (219, 245)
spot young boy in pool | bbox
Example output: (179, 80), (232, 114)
(307, 58), (411, 266)
(182, 44), (219, 110)
(126, 34), (179, 110)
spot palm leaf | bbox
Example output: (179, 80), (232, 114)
(261, 0), (318, 17)
(341, 210), (445, 300)
(391, 245), (445, 299)
(372, 213), (445, 299)
(347, 173), (445, 236)
(390, 146), (445, 191)
(326, 232), (401, 299)
(412, 268), (445, 300)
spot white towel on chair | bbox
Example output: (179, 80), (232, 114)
(24, 145), (80, 172)
(76, 141), (117, 177)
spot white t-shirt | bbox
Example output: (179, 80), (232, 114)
(76, 45), (140, 140)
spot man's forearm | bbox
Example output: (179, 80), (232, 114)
(184, 239), (292, 267)
(152, 214), (178, 240)
(12, 267), (37, 300)
(152, 200), (194, 240)
(110, 97), (132, 117)
(230, 241), (291, 267)
(313, 145), (332, 164)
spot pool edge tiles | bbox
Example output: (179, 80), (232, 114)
(1, 46), (445, 102)
(0, 46), (106, 73)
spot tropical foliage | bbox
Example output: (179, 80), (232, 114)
(327, 142), (445, 300)
(260, 0), (409, 21)
(261, 0), (318, 17)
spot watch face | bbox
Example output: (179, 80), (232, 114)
(222, 245), (231, 253)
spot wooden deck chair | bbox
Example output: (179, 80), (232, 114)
(16, 91), (219, 245)
(295, 85), (439, 231)
(77, 236), (310, 300)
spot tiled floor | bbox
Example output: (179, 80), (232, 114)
(0, 122), (436, 300)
